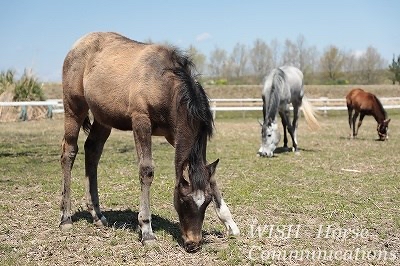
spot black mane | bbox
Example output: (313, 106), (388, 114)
(166, 49), (214, 190)
(374, 95), (387, 119)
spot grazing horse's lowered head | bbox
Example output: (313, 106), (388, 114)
(258, 120), (281, 157)
(377, 119), (391, 141)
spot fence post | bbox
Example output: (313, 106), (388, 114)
(320, 97), (328, 116)
(212, 101), (217, 120)
(20, 106), (28, 121)
(47, 105), (53, 119)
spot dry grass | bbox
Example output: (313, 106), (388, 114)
(0, 110), (399, 265)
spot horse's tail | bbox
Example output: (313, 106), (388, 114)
(82, 116), (92, 135)
(301, 96), (320, 131)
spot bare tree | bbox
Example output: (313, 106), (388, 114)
(249, 38), (272, 79)
(357, 46), (387, 84)
(281, 39), (299, 67)
(270, 39), (280, 69)
(229, 43), (248, 78)
(208, 47), (227, 77)
(187, 45), (206, 75)
(319, 45), (344, 81)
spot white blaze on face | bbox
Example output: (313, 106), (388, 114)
(191, 190), (205, 208)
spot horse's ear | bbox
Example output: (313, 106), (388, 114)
(258, 119), (263, 126)
(182, 162), (191, 186)
(207, 159), (219, 179)
(385, 119), (391, 124)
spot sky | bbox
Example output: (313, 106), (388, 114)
(1, 0), (399, 82)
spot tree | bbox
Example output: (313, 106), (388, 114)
(249, 39), (272, 79)
(187, 45), (206, 75)
(281, 39), (299, 67)
(357, 46), (386, 84)
(319, 45), (344, 82)
(270, 39), (280, 69)
(208, 47), (227, 77)
(388, 54), (400, 84)
(229, 43), (248, 78)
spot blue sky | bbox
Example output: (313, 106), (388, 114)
(1, 0), (399, 82)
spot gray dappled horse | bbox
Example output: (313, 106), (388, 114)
(258, 66), (319, 157)
(60, 32), (239, 252)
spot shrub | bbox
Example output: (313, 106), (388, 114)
(13, 69), (45, 101)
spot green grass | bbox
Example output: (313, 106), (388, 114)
(0, 113), (399, 265)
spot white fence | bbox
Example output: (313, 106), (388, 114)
(1, 98), (400, 120)
(209, 97), (400, 118)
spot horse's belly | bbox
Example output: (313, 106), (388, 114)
(87, 102), (133, 131)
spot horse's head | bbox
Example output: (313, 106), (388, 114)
(377, 119), (391, 141)
(258, 121), (281, 157)
(173, 159), (219, 252)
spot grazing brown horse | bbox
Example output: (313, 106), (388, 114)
(346, 88), (390, 140)
(60, 32), (239, 252)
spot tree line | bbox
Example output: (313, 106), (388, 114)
(185, 35), (399, 85)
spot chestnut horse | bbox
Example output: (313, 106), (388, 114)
(346, 88), (390, 141)
(60, 32), (239, 252)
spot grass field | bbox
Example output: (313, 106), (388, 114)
(0, 111), (399, 265)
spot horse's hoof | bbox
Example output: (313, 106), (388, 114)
(94, 216), (108, 227)
(59, 219), (73, 231)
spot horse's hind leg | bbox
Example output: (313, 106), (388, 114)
(60, 114), (86, 229)
(84, 119), (111, 226)
(352, 111), (359, 138)
(292, 105), (300, 149)
(132, 114), (156, 243)
(347, 106), (353, 129)
(347, 107), (353, 138)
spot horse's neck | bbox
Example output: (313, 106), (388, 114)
(372, 99), (386, 123)
(264, 86), (281, 122)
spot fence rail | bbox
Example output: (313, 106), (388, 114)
(1, 98), (400, 120)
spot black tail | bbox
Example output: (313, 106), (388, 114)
(82, 116), (92, 135)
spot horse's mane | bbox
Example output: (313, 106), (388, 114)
(264, 68), (284, 125)
(165, 48), (214, 190)
(373, 95), (387, 119)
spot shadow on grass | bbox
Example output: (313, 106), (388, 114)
(72, 209), (182, 244)
(272, 146), (320, 155)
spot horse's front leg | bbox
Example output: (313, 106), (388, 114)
(132, 115), (156, 243)
(84, 120), (111, 226)
(210, 179), (240, 236)
(355, 113), (365, 137)
(279, 111), (288, 149)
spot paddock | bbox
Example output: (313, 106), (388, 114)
(0, 113), (399, 265)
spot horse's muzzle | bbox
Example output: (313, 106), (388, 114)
(257, 151), (273, 157)
(184, 240), (202, 253)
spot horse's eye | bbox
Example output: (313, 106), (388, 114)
(267, 134), (272, 137)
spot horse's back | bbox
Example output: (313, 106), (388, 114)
(62, 32), (180, 130)
(346, 88), (376, 111)
(280, 66), (304, 102)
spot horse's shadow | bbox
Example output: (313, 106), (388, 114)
(273, 146), (319, 155)
(71, 209), (182, 244)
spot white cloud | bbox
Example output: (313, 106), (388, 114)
(196, 32), (212, 42)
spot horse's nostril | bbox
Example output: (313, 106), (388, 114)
(184, 241), (201, 253)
